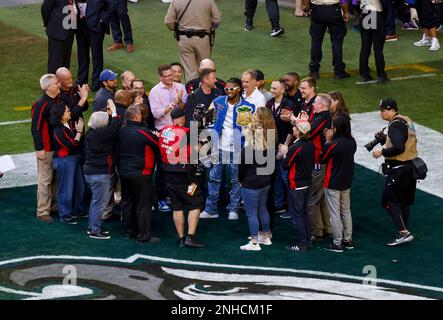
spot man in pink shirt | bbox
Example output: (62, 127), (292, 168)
(149, 64), (188, 131)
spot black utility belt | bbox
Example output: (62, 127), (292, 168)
(177, 30), (210, 38)
(311, 3), (340, 8)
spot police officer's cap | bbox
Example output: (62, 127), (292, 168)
(379, 98), (398, 111)
(171, 107), (185, 120)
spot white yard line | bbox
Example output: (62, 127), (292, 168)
(0, 119), (31, 126)
(356, 73), (438, 85)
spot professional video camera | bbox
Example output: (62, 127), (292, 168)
(365, 128), (387, 151)
(192, 104), (214, 130)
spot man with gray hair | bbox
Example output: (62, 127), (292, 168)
(31, 74), (61, 223)
(242, 69), (266, 108)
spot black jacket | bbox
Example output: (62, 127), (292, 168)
(185, 87), (223, 126)
(321, 136), (357, 190)
(31, 94), (59, 152)
(238, 147), (272, 189)
(41, 0), (78, 40)
(266, 97), (295, 145)
(59, 86), (89, 124)
(282, 139), (315, 189)
(185, 78), (226, 95)
(117, 120), (159, 176)
(80, 0), (118, 33)
(83, 115), (121, 175)
(53, 122), (81, 158)
(310, 110), (332, 164)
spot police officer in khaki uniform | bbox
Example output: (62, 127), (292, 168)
(164, 0), (221, 82)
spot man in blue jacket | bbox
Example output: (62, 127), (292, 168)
(200, 78), (255, 220)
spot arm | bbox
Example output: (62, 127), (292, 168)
(341, 1), (350, 22)
(210, 0), (221, 28)
(54, 126), (81, 152)
(99, 0), (118, 25)
(41, 0), (56, 27)
(148, 90), (173, 120)
(382, 121), (408, 157)
(164, 1), (177, 31)
(31, 103), (45, 152)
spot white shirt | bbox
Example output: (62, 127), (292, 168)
(360, 0), (383, 12)
(243, 87), (266, 109)
(220, 102), (235, 152)
(260, 89), (273, 103)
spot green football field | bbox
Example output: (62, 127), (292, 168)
(0, 0), (443, 300)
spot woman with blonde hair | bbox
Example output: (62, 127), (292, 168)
(238, 107), (277, 251)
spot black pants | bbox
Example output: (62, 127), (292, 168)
(309, 4), (347, 75)
(47, 32), (74, 74)
(120, 175), (154, 241)
(416, 0), (442, 29)
(244, 0), (280, 29)
(110, 0), (133, 44)
(76, 18), (105, 91)
(359, 12), (387, 78)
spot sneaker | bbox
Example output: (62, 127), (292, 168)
(279, 212), (291, 219)
(258, 236), (272, 246)
(324, 242), (344, 253)
(286, 244), (307, 252)
(377, 77), (390, 84)
(161, 0), (171, 3)
(334, 71), (351, 80)
(271, 27), (285, 37)
(359, 75), (374, 82)
(244, 18), (253, 31)
(342, 240), (354, 249)
(240, 241), (261, 251)
(430, 38), (440, 51)
(129, 0), (138, 3)
(87, 228), (110, 236)
(385, 34), (398, 42)
(184, 235), (205, 248)
(387, 232), (414, 247)
(177, 237), (185, 248)
(310, 234), (324, 242)
(89, 231), (111, 240)
(401, 22), (419, 31)
(37, 214), (53, 223)
(199, 210), (219, 219)
(228, 211), (239, 220)
(158, 200), (171, 212)
(61, 217), (79, 225)
(274, 207), (286, 214)
(414, 35), (432, 47)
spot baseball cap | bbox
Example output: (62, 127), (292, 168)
(295, 119), (311, 134)
(171, 107), (185, 120)
(379, 98), (398, 111)
(99, 69), (118, 82)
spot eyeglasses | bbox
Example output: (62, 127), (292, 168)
(161, 73), (173, 78)
(224, 87), (239, 92)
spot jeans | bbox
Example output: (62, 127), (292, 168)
(204, 150), (241, 215)
(274, 158), (289, 209)
(110, 0), (134, 44)
(325, 188), (353, 246)
(241, 186), (271, 238)
(53, 154), (84, 221)
(85, 174), (112, 233)
(288, 188), (311, 246)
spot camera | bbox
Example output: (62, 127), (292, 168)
(192, 104), (214, 130)
(365, 128), (387, 151)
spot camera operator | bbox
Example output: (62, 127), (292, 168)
(372, 99), (418, 247)
(159, 108), (205, 248)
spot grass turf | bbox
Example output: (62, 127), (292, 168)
(0, 0), (443, 154)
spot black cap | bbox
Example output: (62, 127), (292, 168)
(255, 69), (265, 81)
(379, 98), (398, 111)
(171, 107), (185, 120)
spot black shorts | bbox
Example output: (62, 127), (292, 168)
(416, 0), (442, 29)
(166, 182), (204, 211)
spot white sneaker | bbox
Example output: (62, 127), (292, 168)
(128, 0), (138, 3)
(258, 236), (272, 246)
(240, 241), (261, 251)
(228, 211), (239, 220)
(161, 0), (172, 3)
(430, 38), (440, 51)
(200, 211), (219, 219)
(414, 35), (432, 47)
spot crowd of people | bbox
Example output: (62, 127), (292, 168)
(31, 60), (419, 253)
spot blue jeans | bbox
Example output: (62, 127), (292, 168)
(274, 158), (289, 209)
(85, 174), (112, 233)
(288, 187), (311, 247)
(53, 154), (84, 221)
(241, 186), (271, 238)
(205, 150), (241, 215)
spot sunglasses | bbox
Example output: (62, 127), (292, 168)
(224, 87), (239, 92)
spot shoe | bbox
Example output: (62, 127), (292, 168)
(430, 38), (440, 51)
(271, 27), (285, 37)
(258, 236), (272, 246)
(279, 212), (291, 219)
(61, 217), (79, 225)
(200, 210), (219, 219)
(387, 232), (414, 247)
(334, 71), (351, 80)
(359, 75), (373, 82)
(240, 241), (261, 251)
(74, 212), (88, 218)
(89, 231), (111, 240)
(286, 244), (307, 252)
(309, 71), (320, 80)
(177, 237), (185, 248)
(244, 18), (253, 31)
(107, 42), (125, 51)
(129, 0), (138, 3)
(126, 44), (134, 53)
(228, 211), (239, 220)
(385, 34), (398, 42)
(342, 240), (354, 249)
(137, 236), (161, 243)
(414, 35), (432, 47)
(377, 77), (389, 84)
(324, 242), (344, 252)
(311, 234), (324, 242)
(401, 22), (418, 31)
(37, 214), (53, 223)
(158, 200), (171, 212)
(161, 0), (172, 3)
(274, 207), (286, 215)
(184, 235), (205, 248)
(87, 228), (110, 236)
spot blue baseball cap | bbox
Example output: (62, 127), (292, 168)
(99, 69), (118, 82)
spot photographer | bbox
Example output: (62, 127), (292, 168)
(159, 108), (205, 248)
(372, 99), (418, 246)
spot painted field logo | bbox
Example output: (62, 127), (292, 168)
(0, 255), (441, 300)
